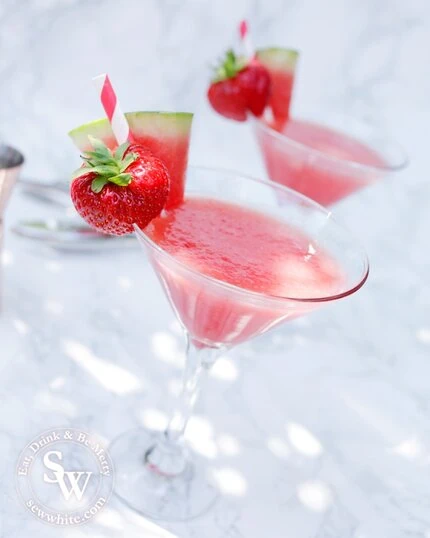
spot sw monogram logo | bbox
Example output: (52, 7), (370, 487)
(16, 428), (114, 526)
(43, 451), (93, 502)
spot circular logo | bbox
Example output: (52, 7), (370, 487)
(16, 428), (114, 526)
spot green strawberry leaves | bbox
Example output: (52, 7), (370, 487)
(72, 137), (137, 193)
(91, 177), (109, 193)
(119, 153), (137, 172)
(90, 173), (132, 193)
(114, 142), (130, 161)
(212, 49), (248, 83)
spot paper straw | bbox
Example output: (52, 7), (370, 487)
(239, 19), (255, 59)
(92, 73), (132, 145)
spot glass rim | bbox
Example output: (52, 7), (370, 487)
(135, 165), (370, 306)
(251, 114), (409, 174)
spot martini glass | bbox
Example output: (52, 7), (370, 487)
(0, 144), (24, 311)
(110, 166), (369, 521)
(253, 111), (408, 206)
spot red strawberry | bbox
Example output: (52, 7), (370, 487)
(207, 50), (271, 121)
(71, 137), (169, 236)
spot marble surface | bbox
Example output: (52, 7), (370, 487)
(0, 0), (429, 536)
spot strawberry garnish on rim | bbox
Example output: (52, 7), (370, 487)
(207, 49), (271, 122)
(71, 136), (170, 236)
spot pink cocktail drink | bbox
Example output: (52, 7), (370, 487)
(254, 116), (406, 206)
(145, 197), (344, 346)
(116, 167), (369, 521)
(206, 41), (407, 206)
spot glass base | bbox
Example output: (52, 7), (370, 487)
(109, 428), (219, 521)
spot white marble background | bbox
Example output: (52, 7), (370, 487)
(0, 0), (429, 537)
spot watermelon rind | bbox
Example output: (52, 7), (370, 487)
(69, 111), (193, 150)
(256, 48), (299, 71)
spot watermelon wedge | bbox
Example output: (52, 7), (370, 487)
(256, 48), (299, 130)
(69, 111), (193, 209)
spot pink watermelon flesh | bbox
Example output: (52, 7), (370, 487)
(256, 48), (299, 131)
(69, 112), (193, 209)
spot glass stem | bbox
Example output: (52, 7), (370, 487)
(144, 336), (220, 477)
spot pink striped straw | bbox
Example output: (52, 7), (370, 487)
(92, 73), (132, 144)
(238, 19), (255, 59)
